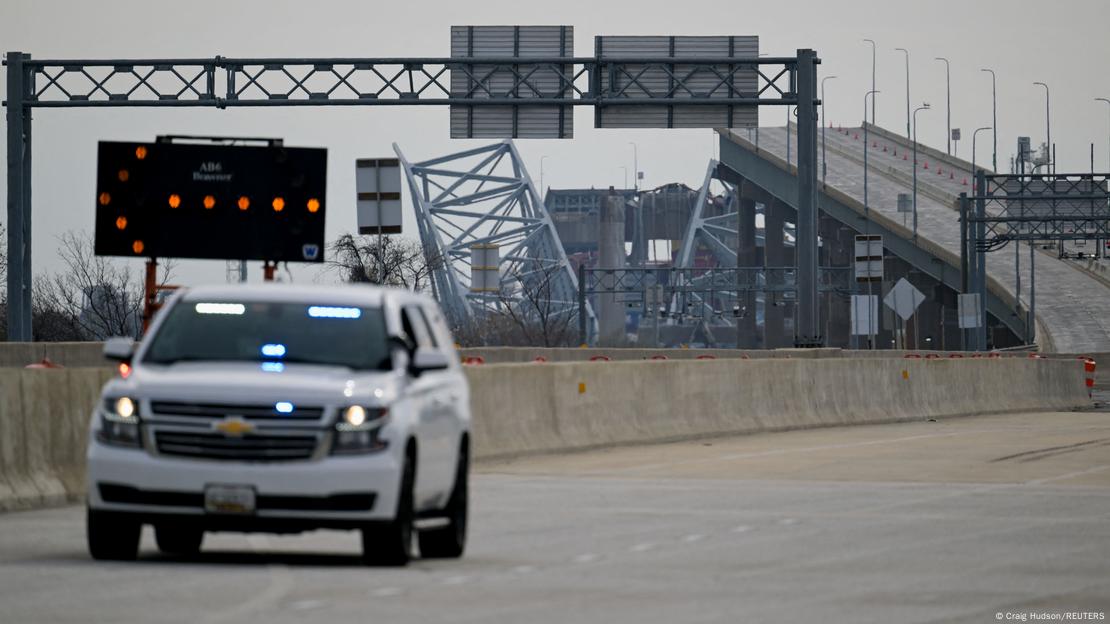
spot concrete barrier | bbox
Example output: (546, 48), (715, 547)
(0, 368), (113, 510)
(467, 357), (1088, 458)
(0, 357), (1089, 510)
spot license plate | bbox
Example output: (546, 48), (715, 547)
(204, 484), (256, 515)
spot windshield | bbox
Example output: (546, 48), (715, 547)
(143, 300), (391, 371)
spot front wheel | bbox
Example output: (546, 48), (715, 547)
(361, 450), (415, 566)
(87, 508), (141, 561)
(419, 441), (468, 559)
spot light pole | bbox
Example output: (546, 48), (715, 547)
(821, 75), (837, 185)
(863, 90), (880, 217)
(863, 89), (880, 350)
(539, 155), (549, 196)
(1097, 98), (1110, 170)
(981, 68), (997, 172)
(972, 126), (991, 181)
(1034, 82), (1051, 173)
(628, 142), (639, 190)
(935, 57), (951, 154)
(895, 47), (910, 137)
(863, 39), (876, 124)
(912, 102), (931, 242)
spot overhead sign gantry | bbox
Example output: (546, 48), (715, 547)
(3, 27), (823, 344)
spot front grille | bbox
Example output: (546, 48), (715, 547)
(150, 401), (324, 420)
(154, 430), (320, 461)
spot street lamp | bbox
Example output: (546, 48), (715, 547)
(628, 142), (639, 190)
(935, 57), (951, 155)
(912, 102), (931, 242)
(1097, 98), (1110, 170)
(863, 90), (880, 218)
(863, 39), (876, 124)
(821, 75), (838, 185)
(972, 126), (991, 181)
(1033, 82), (1051, 174)
(981, 68), (997, 172)
(539, 155), (549, 196)
(895, 47), (911, 137)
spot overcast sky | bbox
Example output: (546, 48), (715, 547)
(3, 0), (1110, 286)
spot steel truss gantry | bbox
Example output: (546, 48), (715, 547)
(395, 141), (591, 333)
(4, 49), (821, 343)
(960, 170), (1110, 349)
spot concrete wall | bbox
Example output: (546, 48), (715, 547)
(0, 357), (1090, 510)
(466, 357), (1089, 459)
(1, 368), (114, 510)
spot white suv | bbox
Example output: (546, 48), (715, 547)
(86, 284), (470, 566)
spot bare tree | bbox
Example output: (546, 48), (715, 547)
(34, 231), (175, 340)
(327, 234), (441, 292)
(491, 259), (579, 347)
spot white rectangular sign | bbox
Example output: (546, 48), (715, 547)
(853, 235), (883, 282)
(958, 293), (981, 328)
(356, 158), (403, 235)
(851, 295), (879, 336)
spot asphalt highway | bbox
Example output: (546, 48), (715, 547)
(2, 410), (1109, 623)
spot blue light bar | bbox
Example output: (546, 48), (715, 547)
(260, 343), (287, 358)
(275, 401), (294, 414)
(308, 306), (362, 319)
(261, 362), (285, 373)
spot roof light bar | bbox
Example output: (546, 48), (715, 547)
(195, 303), (246, 315)
(307, 306), (361, 319)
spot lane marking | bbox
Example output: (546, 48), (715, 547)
(778, 518), (798, 526)
(200, 536), (294, 624)
(511, 565), (536, 574)
(442, 575), (471, 586)
(732, 525), (752, 533)
(1026, 464), (1110, 486)
(371, 587), (403, 597)
(681, 534), (705, 543)
(572, 553), (599, 563)
(629, 543), (655, 552)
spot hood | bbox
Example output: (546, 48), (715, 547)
(117, 361), (398, 407)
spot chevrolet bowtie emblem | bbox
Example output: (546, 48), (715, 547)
(214, 417), (254, 437)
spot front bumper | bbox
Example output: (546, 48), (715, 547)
(87, 439), (403, 526)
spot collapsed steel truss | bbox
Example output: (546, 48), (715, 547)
(395, 141), (592, 332)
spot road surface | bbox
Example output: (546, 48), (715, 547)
(2, 410), (1109, 623)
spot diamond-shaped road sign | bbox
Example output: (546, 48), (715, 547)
(883, 278), (926, 321)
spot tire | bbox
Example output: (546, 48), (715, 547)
(87, 508), (141, 561)
(361, 448), (415, 566)
(418, 440), (468, 559)
(154, 524), (203, 557)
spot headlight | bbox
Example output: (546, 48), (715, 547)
(332, 407), (389, 455)
(97, 397), (142, 448)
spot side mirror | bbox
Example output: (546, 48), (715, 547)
(103, 336), (136, 363)
(409, 347), (449, 376)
